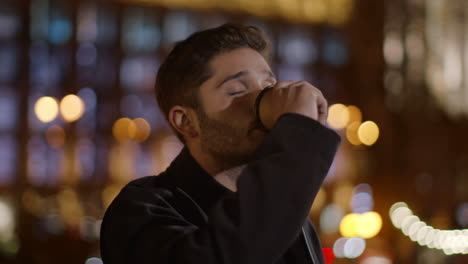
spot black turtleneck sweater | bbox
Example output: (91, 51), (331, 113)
(100, 113), (340, 264)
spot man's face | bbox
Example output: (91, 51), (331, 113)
(195, 48), (276, 167)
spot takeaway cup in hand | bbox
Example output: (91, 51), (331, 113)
(255, 81), (328, 130)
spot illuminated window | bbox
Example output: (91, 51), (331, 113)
(0, 135), (16, 184)
(323, 32), (348, 67)
(48, 3), (73, 45)
(278, 30), (317, 66)
(162, 11), (196, 46)
(120, 56), (159, 91)
(122, 6), (161, 53)
(0, 5), (20, 39)
(0, 44), (19, 83)
(0, 90), (18, 131)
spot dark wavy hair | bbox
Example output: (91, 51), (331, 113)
(154, 23), (271, 142)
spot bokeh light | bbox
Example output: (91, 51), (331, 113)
(322, 247), (335, 264)
(113, 117), (152, 142)
(346, 121), (362, 145)
(327, 104), (350, 129)
(351, 192), (373, 213)
(0, 233), (19, 257)
(351, 183), (374, 213)
(85, 257), (103, 264)
(389, 202), (468, 255)
(424, 228), (438, 247)
(389, 201), (408, 216)
(343, 237), (366, 258)
(384, 32), (404, 67)
(34, 96), (59, 123)
(333, 237), (348, 258)
(358, 121), (379, 146)
(401, 215), (420, 236)
(353, 182), (373, 194)
(356, 211), (382, 239)
(320, 204), (345, 234)
(49, 17), (72, 44)
(0, 198), (14, 239)
(416, 225), (433, 245)
(390, 204), (412, 228)
(340, 211), (382, 239)
(408, 221), (426, 241)
(129, 118), (151, 142)
(60, 94), (85, 122)
(303, 0), (327, 23)
(347, 105), (362, 124)
(361, 256), (392, 264)
(340, 213), (359, 237)
(112, 118), (135, 142)
(333, 237), (367, 259)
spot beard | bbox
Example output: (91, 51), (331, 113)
(196, 107), (263, 169)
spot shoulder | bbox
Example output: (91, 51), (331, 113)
(125, 173), (170, 190)
(100, 173), (188, 263)
(101, 172), (182, 237)
(109, 173), (175, 210)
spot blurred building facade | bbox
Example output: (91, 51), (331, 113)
(0, 0), (467, 263)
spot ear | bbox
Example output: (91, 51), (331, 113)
(168, 106), (200, 140)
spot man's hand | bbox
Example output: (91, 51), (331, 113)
(258, 81), (328, 129)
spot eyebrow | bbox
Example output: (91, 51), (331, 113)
(216, 70), (276, 88)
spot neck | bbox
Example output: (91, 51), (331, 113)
(187, 143), (241, 192)
(213, 165), (246, 192)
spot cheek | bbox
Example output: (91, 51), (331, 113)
(228, 96), (255, 117)
(217, 101), (253, 126)
(201, 94), (232, 115)
(198, 84), (228, 113)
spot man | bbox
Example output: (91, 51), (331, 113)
(100, 23), (340, 264)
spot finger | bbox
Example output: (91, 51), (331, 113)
(293, 82), (327, 124)
(274, 80), (295, 89)
(289, 81), (327, 122)
(317, 94), (328, 126)
(292, 81), (324, 95)
(286, 82), (318, 120)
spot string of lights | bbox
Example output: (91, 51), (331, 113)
(390, 202), (468, 255)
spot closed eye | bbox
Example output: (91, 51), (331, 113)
(228, 91), (246, 96)
(227, 80), (249, 96)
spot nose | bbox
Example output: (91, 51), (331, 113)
(241, 85), (272, 109)
(241, 85), (275, 127)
